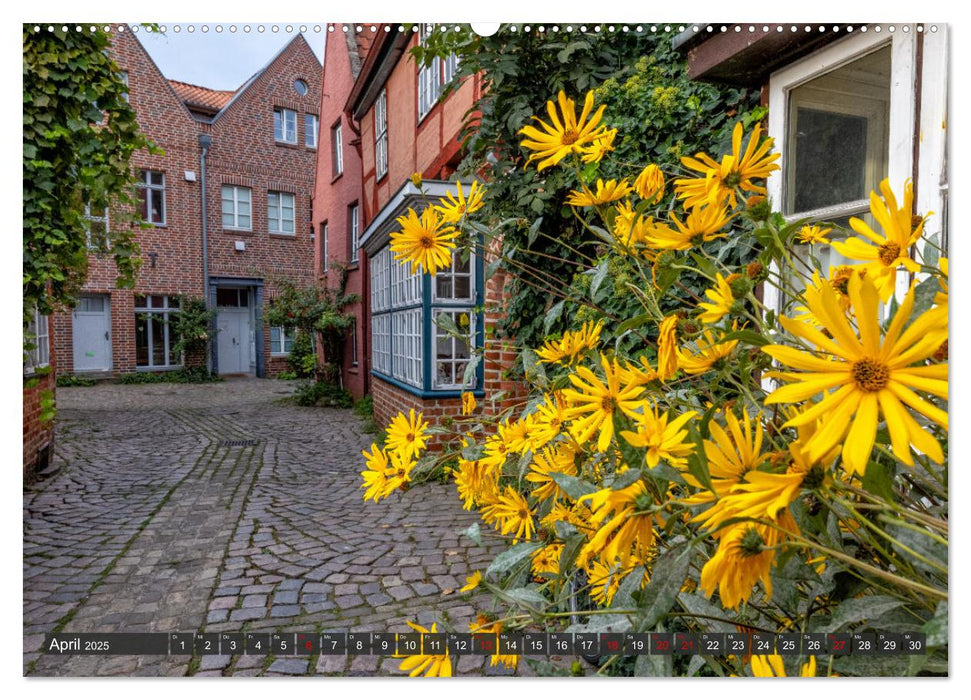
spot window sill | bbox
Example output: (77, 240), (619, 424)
(270, 353), (291, 357)
(136, 365), (183, 372)
(269, 232), (298, 240)
(274, 140), (300, 148)
(370, 370), (482, 399)
(223, 228), (254, 235)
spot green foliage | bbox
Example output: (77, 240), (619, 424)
(417, 26), (760, 349)
(169, 295), (215, 359)
(55, 374), (97, 387)
(118, 367), (220, 384)
(293, 380), (352, 408)
(38, 389), (57, 422)
(276, 370), (298, 380)
(287, 330), (317, 379)
(23, 24), (158, 337)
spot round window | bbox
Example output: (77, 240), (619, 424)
(294, 79), (308, 96)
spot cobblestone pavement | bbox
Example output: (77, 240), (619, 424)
(23, 380), (514, 677)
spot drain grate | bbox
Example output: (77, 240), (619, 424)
(221, 439), (261, 447)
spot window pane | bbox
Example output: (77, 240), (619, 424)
(150, 172), (163, 186)
(168, 296), (180, 309)
(454, 275), (471, 299)
(138, 189), (149, 221)
(792, 109), (868, 212)
(216, 288), (238, 307)
(135, 313), (149, 366)
(135, 294), (148, 309)
(274, 110), (283, 140)
(150, 190), (164, 223)
(151, 315), (165, 366)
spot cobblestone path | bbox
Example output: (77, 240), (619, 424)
(23, 380), (509, 676)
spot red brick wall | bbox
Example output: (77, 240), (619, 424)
(23, 332), (56, 480)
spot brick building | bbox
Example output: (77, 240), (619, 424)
(314, 24), (524, 431)
(51, 29), (320, 379)
(24, 308), (55, 479)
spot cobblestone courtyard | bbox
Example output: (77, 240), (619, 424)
(23, 380), (509, 677)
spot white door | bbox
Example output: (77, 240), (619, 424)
(216, 309), (250, 374)
(73, 295), (111, 371)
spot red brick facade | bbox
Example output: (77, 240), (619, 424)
(51, 29), (320, 379)
(23, 331), (56, 480)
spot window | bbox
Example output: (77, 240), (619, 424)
(418, 25), (459, 121)
(349, 204), (360, 263)
(221, 185), (252, 230)
(331, 121), (343, 177)
(137, 170), (165, 225)
(84, 203), (109, 249)
(120, 71), (129, 103)
(270, 327), (296, 355)
(433, 252), (474, 302)
(371, 313), (391, 375)
(321, 221), (329, 272)
(274, 108), (297, 144)
(370, 247), (390, 313)
(375, 89), (388, 179)
(305, 113), (318, 149)
(434, 309), (473, 390)
(268, 191), (296, 234)
(349, 324), (358, 367)
(294, 79), (308, 96)
(25, 307), (50, 372)
(135, 295), (181, 369)
(392, 308), (423, 388)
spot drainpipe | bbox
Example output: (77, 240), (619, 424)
(199, 133), (213, 374)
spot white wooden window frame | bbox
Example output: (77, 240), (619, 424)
(349, 204), (360, 263)
(83, 203), (110, 250)
(417, 25), (442, 121)
(765, 28), (917, 314)
(432, 251), (475, 303)
(321, 221), (329, 272)
(221, 185), (252, 230)
(371, 247), (391, 313)
(371, 312), (391, 375)
(375, 89), (388, 180)
(305, 113), (318, 149)
(432, 308), (474, 390)
(268, 191), (296, 235)
(25, 306), (50, 372)
(274, 108), (297, 144)
(134, 295), (181, 369)
(270, 326), (296, 355)
(332, 121), (343, 176)
(350, 323), (359, 367)
(391, 253), (422, 307)
(392, 307), (423, 388)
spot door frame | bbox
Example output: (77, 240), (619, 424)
(209, 277), (265, 377)
(72, 293), (112, 372)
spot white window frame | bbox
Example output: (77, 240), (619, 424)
(305, 113), (318, 149)
(268, 191), (296, 235)
(321, 221), (329, 272)
(432, 308), (474, 390)
(270, 326), (296, 356)
(134, 295), (182, 369)
(418, 25), (442, 121)
(349, 323), (359, 367)
(137, 170), (165, 225)
(765, 28), (917, 314)
(375, 89), (388, 180)
(349, 204), (360, 263)
(392, 307), (423, 388)
(432, 251), (475, 303)
(83, 203), (109, 250)
(221, 185), (252, 230)
(332, 121), (343, 176)
(25, 306), (50, 372)
(274, 108), (298, 144)
(371, 247), (390, 312)
(371, 312), (391, 375)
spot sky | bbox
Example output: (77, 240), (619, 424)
(137, 25), (326, 91)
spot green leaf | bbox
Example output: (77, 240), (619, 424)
(719, 328), (769, 347)
(910, 275), (941, 320)
(819, 595), (905, 633)
(485, 541), (541, 577)
(589, 259), (609, 302)
(548, 472), (598, 501)
(634, 653), (672, 677)
(616, 312), (653, 336)
(502, 586), (549, 611)
(543, 300), (565, 334)
(637, 543), (693, 630)
(861, 460), (897, 503)
(558, 533), (586, 578)
(923, 600), (947, 648)
(610, 468), (642, 491)
(527, 216), (544, 246)
(462, 353), (481, 388)
(677, 593), (737, 633)
(459, 522), (482, 546)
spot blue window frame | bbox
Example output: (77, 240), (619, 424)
(369, 243), (483, 397)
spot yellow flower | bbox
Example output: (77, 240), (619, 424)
(436, 180), (486, 224)
(657, 316), (679, 381)
(566, 178), (633, 207)
(699, 520), (790, 610)
(536, 320), (604, 366)
(586, 559), (623, 605)
(397, 621), (451, 677)
(580, 128), (617, 164)
(797, 224), (832, 244)
(694, 468), (807, 536)
(410, 172), (423, 188)
(541, 500), (595, 535)
(500, 417), (535, 454)
(481, 485), (536, 544)
(470, 616), (518, 669)
(620, 356), (659, 386)
(461, 391), (476, 415)
(647, 205), (734, 250)
(381, 449), (418, 495)
(361, 443), (391, 502)
(611, 200), (655, 253)
(531, 544), (564, 577)
(563, 354), (646, 452)
(751, 654), (817, 677)
(935, 257), (948, 307)
(389, 206), (459, 276)
(635, 163), (665, 204)
(578, 480), (656, 568)
(460, 571), (482, 592)
(526, 444), (578, 502)
(677, 327), (739, 375)
(764, 271), (948, 475)
(531, 392), (572, 447)
(697, 273), (735, 324)
(675, 121), (780, 209)
(619, 404), (697, 468)
(518, 90), (609, 171)
(684, 407), (766, 502)
(454, 458), (497, 510)
(831, 179), (928, 301)
(385, 408), (430, 461)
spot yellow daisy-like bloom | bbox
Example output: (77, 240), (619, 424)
(470, 616), (519, 669)
(361, 443), (391, 502)
(751, 654), (817, 677)
(764, 272), (948, 475)
(935, 257), (948, 307)
(566, 178), (633, 207)
(479, 432), (513, 472)
(586, 559), (623, 606)
(455, 458), (497, 510)
(620, 356), (659, 386)
(460, 570), (482, 592)
(693, 467), (807, 536)
(578, 480), (657, 568)
(436, 180), (486, 224)
(647, 205), (734, 251)
(501, 416), (535, 454)
(831, 179), (928, 301)
(410, 172), (423, 188)
(518, 90), (609, 171)
(697, 273), (735, 324)
(541, 500), (595, 535)
(699, 519), (790, 610)
(580, 128), (617, 164)
(656, 315), (679, 381)
(531, 392), (571, 447)
(797, 224), (832, 245)
(563, 354), (646, 452)
(381, 449), (418, 496)
(619, 404), (697, 468)
(397, 621), (451, 677)
(481, 485), (536, 544)
(677, 327), (739, 375)
(535, 320), (604, 366)
(611, 200), (656, 253)
(389, 206), (459, 276)
(526, 443), (578, 502)
(531, 543), (564, 577)
(635, 163), (665, 204)
(675, 121), (780, 209)
(385, 408), (429, 461)
(683, 407), (766, 503)
(461, 391), (476, 415)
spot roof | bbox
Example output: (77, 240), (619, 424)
(168, 80), (236, 115)
(345, 29), (411, 120)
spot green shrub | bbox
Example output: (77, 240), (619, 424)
(118, 367), (221, 384)
(294, 380), (352, 408)
(56, 374), (96, 387)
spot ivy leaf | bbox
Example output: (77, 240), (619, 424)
(558, 533), (586, 578)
